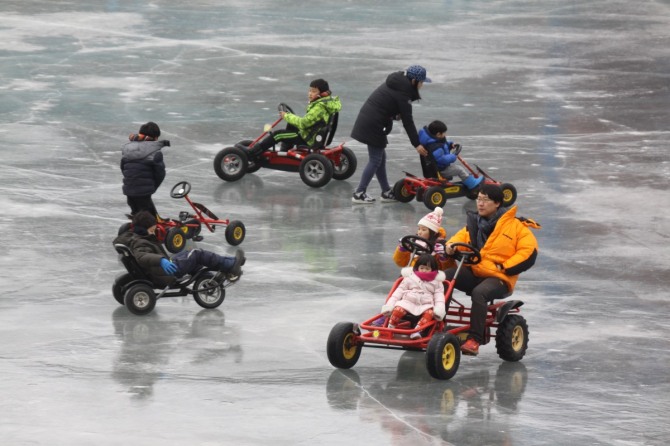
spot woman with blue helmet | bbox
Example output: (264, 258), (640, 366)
(351, 65), (431, 204)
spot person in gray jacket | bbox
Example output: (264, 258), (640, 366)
(120, 121), (169, 217)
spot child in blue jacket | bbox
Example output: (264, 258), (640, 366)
(418, 120), (483, 190)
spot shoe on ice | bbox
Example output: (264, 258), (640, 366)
(352, 191), (375, 204)
(380, 189), (398, 203)
(461, 338), (480, 356)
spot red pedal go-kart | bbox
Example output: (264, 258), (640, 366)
(118, 181), (246, 254)
(393, 144), (518, 210)
(327, 236), (529, 380)
(213, 103), (357, 188)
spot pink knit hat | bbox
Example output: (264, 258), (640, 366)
(418, 206), (443, 233)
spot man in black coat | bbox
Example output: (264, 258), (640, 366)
(351, 65), (430, 204)
(120, 121), (169, 217)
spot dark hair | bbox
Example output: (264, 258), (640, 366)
(428, 120), (447, 135)
(479, 184), (504, 205)
(139, 121), (160, 138)
(133, 210), (157, 230)
(309, 79), (330, 94)
(413, 253), (438, 271)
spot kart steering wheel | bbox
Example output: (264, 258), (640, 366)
(278, 103), (294, 114)
(449, 242), (482, 265)
(401, 235), (433, 256)
(170, 181), (191, 199)
(450, 143), (462, 157)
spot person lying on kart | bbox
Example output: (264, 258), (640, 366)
(393, 206), (454, 270)
(113, 211), (245, 288)
(381, 254), (447, 340)
(249, 78), (342, 156)
(444, 184), (540, 356)
(419, 120), (484, 190)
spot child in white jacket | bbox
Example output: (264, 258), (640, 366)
(381, 254), (446, 339)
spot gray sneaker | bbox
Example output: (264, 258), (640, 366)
(352, 191), (375, 204)
(380, 189), (398, 203)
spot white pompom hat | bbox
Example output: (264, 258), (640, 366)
(418, 206), (443, 233)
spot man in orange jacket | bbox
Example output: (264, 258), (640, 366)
(445, 184), (540, 356)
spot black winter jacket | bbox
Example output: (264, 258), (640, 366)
(120, 140), (167, 197)
(350, 71), (422, 149)
(113, 230), (175, 287)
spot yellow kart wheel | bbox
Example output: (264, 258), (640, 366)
(426, 333), (461, 380)
(500, 183), (518, 207)
(165, 227), (186, 253)
(225, 220), (246, 246)
(423, 186), (447, 210)
(327, 322), (362, 369)
(495, 314), (529, 362)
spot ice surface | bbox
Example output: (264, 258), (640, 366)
(1, 0), (669, 445)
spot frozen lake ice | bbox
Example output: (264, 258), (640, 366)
(1, 0), (669, 445)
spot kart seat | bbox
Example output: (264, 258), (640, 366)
(114, 244), (151, 282)
(306, 112), (339, 150)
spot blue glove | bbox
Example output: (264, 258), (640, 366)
(160, 258), (178, 275)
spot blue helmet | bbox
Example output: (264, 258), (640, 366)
(406, 65), (431, 83)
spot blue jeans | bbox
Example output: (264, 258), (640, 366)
(355, 145), (389, 194)
(171, 249), (233, 275)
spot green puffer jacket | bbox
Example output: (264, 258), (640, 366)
(283, 95), (342, 146)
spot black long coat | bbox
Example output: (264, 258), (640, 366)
(350, 71), (422, 149)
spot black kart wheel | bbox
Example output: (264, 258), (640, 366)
(495, 315), (529, 361)
(501, 183), (518, 207)
(225, 220), (245, 246)
(331, 146), (357, 180)
(393, 179), (415, 203)
(165, 227), (187, 253)
(112, 273), (133, 305)
(193, 272), (225, 309)
(235, 140), (261, 173)
(124, 283), (157, 316)
(426, 333), (461, 380)
(423, 186), (447, 210)
(214, 147), (249, 182)
(300, 153), (333, 188)
(327, 322), (362, 369)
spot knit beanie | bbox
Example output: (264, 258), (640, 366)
(418, 206), (443, 233)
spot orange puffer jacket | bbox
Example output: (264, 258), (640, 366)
(448, 206), (540, 292)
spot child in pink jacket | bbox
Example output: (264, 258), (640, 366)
(381, 254), (446, 339)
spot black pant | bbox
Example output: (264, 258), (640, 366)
(126, 195), (158, 217)
(444, 266), (509, 343)
(254, 124), (307, 153)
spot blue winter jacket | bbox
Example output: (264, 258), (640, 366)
(419, 127), (456, 171)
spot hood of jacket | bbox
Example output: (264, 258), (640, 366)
(419, 126), (441, 146)
(385, 71), (421, 102)
(122, 140), (166, 161)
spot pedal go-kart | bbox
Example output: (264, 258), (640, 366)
(327, 235), (529, 380)
(213, 103), (357, 188)
(118, 181), (246, 254)
(112, 244), (239, 316)
(392, 144), (518, 210)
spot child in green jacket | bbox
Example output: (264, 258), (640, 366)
(250, 79), (341, 155)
